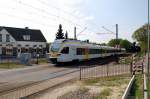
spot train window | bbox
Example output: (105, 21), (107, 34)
(61, 47), (69, 54)
(77, 48), (85, 55)
(89, 49), (100, 54)
(100, 49), (105, 53)
(107, 50), (110, 53)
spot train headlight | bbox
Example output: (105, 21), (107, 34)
(50, 52), (61, 57)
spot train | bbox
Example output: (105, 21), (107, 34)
(49, 39), (126, 64)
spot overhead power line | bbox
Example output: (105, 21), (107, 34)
(0, 11), (57, 28)
(13, 0), (83, 28)
(36, 0), (104, 32)
(37, 0), (80, 19)
(8, 0), (118, 37)
(101, 26), (115, 34)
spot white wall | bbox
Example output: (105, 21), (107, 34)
(0, 28), (16, 43)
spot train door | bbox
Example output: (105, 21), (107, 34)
(59, 46), (72, 62)
(84, 48), (89, 60)
(69, 46), (76, 61)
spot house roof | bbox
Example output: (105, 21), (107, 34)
(0, 26), (47, 42)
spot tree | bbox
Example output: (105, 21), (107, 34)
(65, 31), (68, 39)
(107, 39), (122, 47)
(132, 24), (148, 51)
(108, 39), (132, 51)
(100, 43), (107, 46)
(56, 24), (64, 39)
(120, 39), (132, 50)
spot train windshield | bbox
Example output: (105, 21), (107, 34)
(50, 43), (61, 52)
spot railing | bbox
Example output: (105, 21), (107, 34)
(79, 63), (131, 80)
(0, 54), (48, 64)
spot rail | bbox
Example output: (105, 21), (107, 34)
(122, 75), (135, 99)
(144, 74), (148, 99)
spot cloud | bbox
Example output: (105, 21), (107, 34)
(84, 16), (94, 21)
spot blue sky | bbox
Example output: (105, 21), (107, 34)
(0, 0), (148, 43)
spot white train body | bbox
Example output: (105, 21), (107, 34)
(49, 39), (125, 64)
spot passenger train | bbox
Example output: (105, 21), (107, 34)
(49, 39), (126, 64)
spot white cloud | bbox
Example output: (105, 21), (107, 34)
(84, 16), (94, 21)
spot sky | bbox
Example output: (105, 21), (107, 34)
(0, 0), (148, 43)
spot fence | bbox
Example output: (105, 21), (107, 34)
(0, 54), (48, 65)
(0, 56), (19, 63)
(79, 63), (131, 80)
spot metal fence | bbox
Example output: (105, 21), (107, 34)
(0, 56), (19, 63)
(0, 54), (48, 64)
(79, 63), (131, 80)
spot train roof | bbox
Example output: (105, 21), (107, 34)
(53, 39), (125, 50)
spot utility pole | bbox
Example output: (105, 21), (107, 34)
(74, 27), (77, 40)
(148, 0), (150, 74)
(116, 24), (118, 40)
(116, 24), (119, 48)
(101, 24), (119, 47)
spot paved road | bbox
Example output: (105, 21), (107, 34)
(0, 64), (76, 92)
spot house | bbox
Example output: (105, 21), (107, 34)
(0, 26), (47, 58)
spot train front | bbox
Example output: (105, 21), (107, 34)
(49, 40), (62, 64)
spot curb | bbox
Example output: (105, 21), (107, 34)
(144, 74), (148, 99)
(122, 75), (135, 99)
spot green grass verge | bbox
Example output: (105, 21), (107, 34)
(119, 57), (132, 65)
(129, 74), (143, 99)
(82, 75), (131, 87)
(37, 58), (48, 64)
(96, 88), (112, 99)
(0, 62), (25, 69)
(136, 52), (145, 58)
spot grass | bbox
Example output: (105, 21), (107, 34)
(34, 58), (48, 64)
(119, 56), (132, 65)
(81, 75), (131, 99)
(129, 74), (143, 99)
(136, 52), (145, 58)
(96, 88), (112, 99)
(0, 58), (48, 69)
(119, 52), (145, 65)
(0, 62), (25, 69)
(32, 58), (48, 64)
(78, 87), (89, 93)
(58, 87), (90, 99)
(58, 75), (130, 99)
(82, 75), (130, 87)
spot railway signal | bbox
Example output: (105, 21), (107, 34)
(131, 54), (144, 75)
